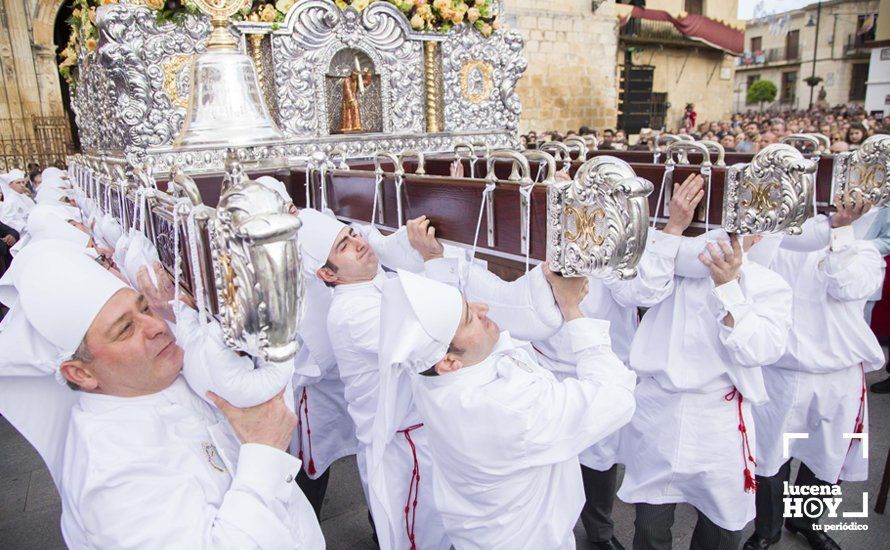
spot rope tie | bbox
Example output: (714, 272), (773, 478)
(397, 423), (424, 550)
(724, 388), (757, 493)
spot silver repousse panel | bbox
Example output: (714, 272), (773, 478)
(722, 144), (816, 235)
(831, 135), (890, 208)
(270, 1), (424, 138)
(73, 5), (211, 155)
(441, 25), (526, 132)
(547, 156), (652, 280)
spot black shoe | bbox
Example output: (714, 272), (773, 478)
(785, 521), (841, 550)
(871, 377), (890, 394)
(742, 532), (781, 550)
(589, 537), (625, 550)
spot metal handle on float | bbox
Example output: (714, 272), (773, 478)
(484, 150), (531, 248)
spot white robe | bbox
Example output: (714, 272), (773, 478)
(327, 272), (450, 550)
(59, 376), (324, 549)
(411, 322), (636, 550)
(424, 230), (680, 471)
(290, 224), (420, 480)
(530, 230), (681, 470)
(754, 224), (885, 483)
(291, 275), (358, 479)
(618, 260), (793, 531)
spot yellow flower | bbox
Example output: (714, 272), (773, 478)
(451, 11), (463, 24)
(145, 0), (164, 9)
(433, 0), (448, 11)
(352, 0), (370, 10)
(414, 0), (425, 7)
(410, 13), (424, 29)
(335, 0), (348, 8)
(417, 3), (432, 18)
(101, 0), (118, 5)
(275, 0), (296, 14)
(260, 4), (277, 22)
(72, 8), (82, 18)
(466, 7), (479, 23)
(492, 19), (501, 30)
(478, 22), (492, 36)
(85, 38), (98, 52)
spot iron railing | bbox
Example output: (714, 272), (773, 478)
(0, 117), (74, 172)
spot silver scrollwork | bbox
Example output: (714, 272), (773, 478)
(722, 144), (816, 235)
(547, 156), (653, 279)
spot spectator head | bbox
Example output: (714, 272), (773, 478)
(846, 123), (867, 146)
(603, 129), (615, 139)
(720, 134), (735, 150)
(758, 131), (778, 148)
(830, 140), (850, 153)
(744, 122), (759, 139)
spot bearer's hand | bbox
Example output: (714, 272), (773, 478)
(137, 261), (180, 323)
(700, 234), (743, 286)
(208, 389), (297, 452)
(450, 159), (464, 178)
(1, 235), (15, 247)
(555, 169), (572, 182)
(831, 191), (873, 228)
(406, 215), (445, 261)
(663, 174), (705, 236)
(542, 262), (588, 322)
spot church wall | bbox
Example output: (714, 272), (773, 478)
(504, 0), (619, 134)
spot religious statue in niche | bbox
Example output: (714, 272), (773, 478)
(326, 49), (382, 135)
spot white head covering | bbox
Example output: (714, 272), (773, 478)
(0, 170), (35, 226)
(41, 166), (67, 180)
(256, 176), (291, 204)
(121, 231), (159, 287)
(0, 239), (127, 489)
(15, 239), (129, 355)
(35, 185), (72, 205)
(368, 270), (462, 549)
(26, 205), (91, 248)
(298, 208), (347, 271)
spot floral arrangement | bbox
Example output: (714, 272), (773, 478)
(241, 0), (498, 35)
(59, 0), (499, 87)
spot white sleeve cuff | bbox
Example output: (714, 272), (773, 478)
(712, 279), (746, 310)
(830, 224), (856, 251)
(423, 257), (461, 287)
(234, 443), (300, 503)
(567, 318), (612, 354)
(648, 230), (682, 259)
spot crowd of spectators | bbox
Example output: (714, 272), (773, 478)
(520, 106), (888, 154)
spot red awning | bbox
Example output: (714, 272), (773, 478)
(620, 7), (744, 56)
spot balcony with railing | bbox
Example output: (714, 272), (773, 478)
(737, 45), (802, 68)
(619, 17), (700, 48)
(844, 33), (873, 57)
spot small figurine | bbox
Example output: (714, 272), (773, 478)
(338, 56), (373, 134)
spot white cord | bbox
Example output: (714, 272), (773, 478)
(467, 182), (497, 287)
(701, 165), (712, 235)
(520, 182), (534, 273)
(371, 171), (383, 228)
(652, 165), (674, 229)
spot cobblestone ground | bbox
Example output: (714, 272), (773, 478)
(2, 370), (888, 549)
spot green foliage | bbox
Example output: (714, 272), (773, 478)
(746, 79), (777, 107)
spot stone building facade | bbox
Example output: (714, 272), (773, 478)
(504, 0), (620, 134)
(0, 0), (69, 139)
(615, 0), (742, 132)
(734, 0), (879, 112)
